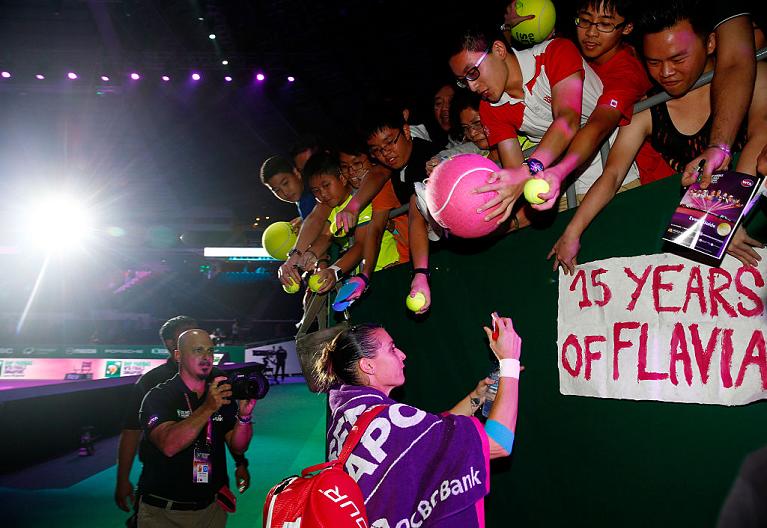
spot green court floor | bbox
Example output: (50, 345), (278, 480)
(0, 382), (326, 528)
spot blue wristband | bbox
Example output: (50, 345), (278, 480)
(485, 419), (515, 454)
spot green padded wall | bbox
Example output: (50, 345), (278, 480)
(350, 175), (767, 527)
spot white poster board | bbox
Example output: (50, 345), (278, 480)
(557, 251), (767, 406)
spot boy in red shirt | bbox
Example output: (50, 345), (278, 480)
(533, 0), (652, 211)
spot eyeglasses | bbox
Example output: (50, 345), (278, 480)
(461, 120), (485, 136)
(340, 160), (366, 175)
(369, 130), (402, 157)
(455, 48), (491, 89)
(574, 17), (626, 33)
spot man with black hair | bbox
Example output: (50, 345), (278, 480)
(115, 316), (252, 518)
(448, 25), (613, 225)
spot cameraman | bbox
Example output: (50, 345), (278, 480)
(115, 316), (251, 517)
(136, 329), (256, 527)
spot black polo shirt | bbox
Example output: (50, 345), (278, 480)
(138, 374), (237, 501)
(390, 137), (440, 206)
(123, 360), (178, 430)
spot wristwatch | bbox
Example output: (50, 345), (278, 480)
(329, 265), (343, 282)
(524, 158), (545, 175)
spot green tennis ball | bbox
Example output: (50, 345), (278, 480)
(523, 178), (550, 205)
(308, 274), (325, 293)
(282, 278), (300, 294)
(406, 292), (427, 312)
(261, 221), (297, 261)
(511, 0), (556, 45)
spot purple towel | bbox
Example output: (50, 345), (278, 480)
(328, 385), (490, 527)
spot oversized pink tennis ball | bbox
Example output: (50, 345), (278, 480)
(425, 154), (500, 238)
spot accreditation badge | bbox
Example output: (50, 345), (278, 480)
(193, 444), (212, 484)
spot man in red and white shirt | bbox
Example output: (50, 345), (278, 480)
(449, 28), (632, 225)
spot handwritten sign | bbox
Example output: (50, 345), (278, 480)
(557, 251), (767, 405)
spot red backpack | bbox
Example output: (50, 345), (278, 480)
(263, 405), (385, 528)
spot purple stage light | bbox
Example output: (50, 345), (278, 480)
(287, 76), (295, 82)
(191, 73), (201, 81)
(36, 74), (45, 80)
(130, 73), (140, 80)
(1, 72), (11, 78)
(67, 72), (78, 80)
(100, 75), (110, 82)
(161, 75), (170, 82)
(256, 73), (265, 82)
(224, 76), (233, 82)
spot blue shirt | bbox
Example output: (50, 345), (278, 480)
(297, 190), (317, 219)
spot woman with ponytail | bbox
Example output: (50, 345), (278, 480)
(316, 314), (523, 527)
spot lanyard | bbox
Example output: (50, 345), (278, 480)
(184, 392), (213, 445)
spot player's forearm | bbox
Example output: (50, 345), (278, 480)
(486, 377), (519, 459)
(116, 429), (142, 481)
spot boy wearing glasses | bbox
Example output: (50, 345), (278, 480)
(302, 150), (408, 295)
(532, 0), (652, 211)
(448, 28), (609, 226)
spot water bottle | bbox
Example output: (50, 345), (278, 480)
(481, 368), (500, 418)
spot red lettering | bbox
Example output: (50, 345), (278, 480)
(570, 269), (592, 309)
(591, 268), (612, 307)
(652, 264), (683, 313)
(613, 322), (640, 381)
(584, 335), (606, 380)
(708, 268), (737, 318)
(735, 267), (765, 317)
(682, 266), (707, 315)
(624, 266), (652, 311)
(638, 323), (668, 381)
(669, 323), (693, 386)
(735, 331), (767, 389)
(689, 324), (720, 385)
(721, 329), (735, 388)
(561, 334), (582, 377)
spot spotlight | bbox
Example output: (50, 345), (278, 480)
(130, 73), (140, 80)
(224, 76), (232, 82)
(100, 75), (110, 82)
(208, 33), (216, 40)
(191, 73), (201, 81)
(161, 75), (170, 82)
(222, 60), (229, 65)
(198, 17), (204, 21)
(67, 72), (78, 80)
(1, 71), (10, 78)
(287, 76), (295, 82)
(22, 193), (94, 250)
(36, 74), (45, 80)
(256, 73), (265, 82)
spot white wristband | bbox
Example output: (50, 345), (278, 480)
(499, 358), (521, 379)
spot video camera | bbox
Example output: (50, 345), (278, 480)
(210, 363), (270, 400)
